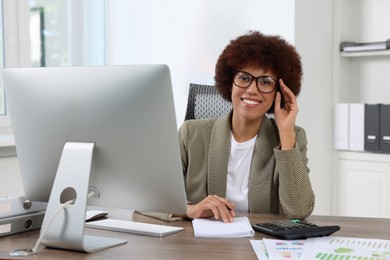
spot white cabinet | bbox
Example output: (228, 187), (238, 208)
(332, 0), (390, 217)
(337, 152), (390, 218)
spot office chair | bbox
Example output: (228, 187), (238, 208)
(185, 83), (232, 120)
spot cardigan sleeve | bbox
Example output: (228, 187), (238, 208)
(274, 127), (315, 219)
(178, 120), (190, 182)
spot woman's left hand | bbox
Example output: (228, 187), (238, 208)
(274, 79), (298, 150)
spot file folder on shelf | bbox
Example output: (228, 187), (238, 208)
(364, 104), (381, 152)
(380, 104), (390, 153)
(349, 103), (365, 151)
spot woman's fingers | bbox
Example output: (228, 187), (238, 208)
(187, 195), (236, 223)
(279, 79), (298, 110)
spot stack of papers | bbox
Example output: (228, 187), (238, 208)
(250, 237), (390, 259)
(192, 217), (255, 238)
(340, 40), (390, 52)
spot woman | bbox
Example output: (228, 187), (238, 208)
(179, 31), (315, 222)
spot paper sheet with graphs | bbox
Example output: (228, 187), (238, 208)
(250, 236), (390, 260)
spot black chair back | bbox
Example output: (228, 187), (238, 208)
(185, 83), (232, 120)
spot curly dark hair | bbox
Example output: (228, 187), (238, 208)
(215, 31), (303, 113)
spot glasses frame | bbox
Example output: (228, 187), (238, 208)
(233, 71), (278, 93)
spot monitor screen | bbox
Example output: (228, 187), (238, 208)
(3, 65), (187, 215)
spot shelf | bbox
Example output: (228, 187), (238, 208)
(337, 150), (390, 163)
(340, 49), (390, 58)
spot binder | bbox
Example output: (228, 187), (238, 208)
(380, 104), (390, 153)
(364, 104), (381, 152)
(0, 211), (44, 237)
(349, 103), (365, 151)
(334, 103), (349, 150)
(340, 39), (390, 52)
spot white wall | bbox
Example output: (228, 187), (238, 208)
(105, 0), (295, 124)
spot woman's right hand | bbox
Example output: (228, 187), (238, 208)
(186, 195), (236, 223)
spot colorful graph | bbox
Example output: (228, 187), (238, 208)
(302, 237), (390, 260)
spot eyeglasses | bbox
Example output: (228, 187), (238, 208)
(233, 71), (278, 93)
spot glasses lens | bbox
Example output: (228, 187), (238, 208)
(257, 76), (276, 93)
(234, 72), (252, 88)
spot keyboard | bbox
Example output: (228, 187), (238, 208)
(85, 218), (184, 238)
(252, 220), (340, 240)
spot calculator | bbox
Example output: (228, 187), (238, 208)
(252, 220), (340, 240)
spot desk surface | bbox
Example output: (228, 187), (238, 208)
(1, 209), (390, 260)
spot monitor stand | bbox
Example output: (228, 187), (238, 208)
(40, 142), (126, 253)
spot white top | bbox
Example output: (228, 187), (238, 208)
(226, 133), (256, 212)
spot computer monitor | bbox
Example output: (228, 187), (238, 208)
(3, 65), (187, 253)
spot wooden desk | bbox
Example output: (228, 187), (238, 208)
(1, 209), (390, 260)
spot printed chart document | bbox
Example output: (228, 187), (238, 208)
(301, 236), (390, 259)
(250, 237), (390, 260)
(249, 240), (269, 259)
(250, 238), (306, 260)
(192, 217), (255, 238)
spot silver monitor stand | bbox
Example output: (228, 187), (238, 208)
(40, 142), (126, 252)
